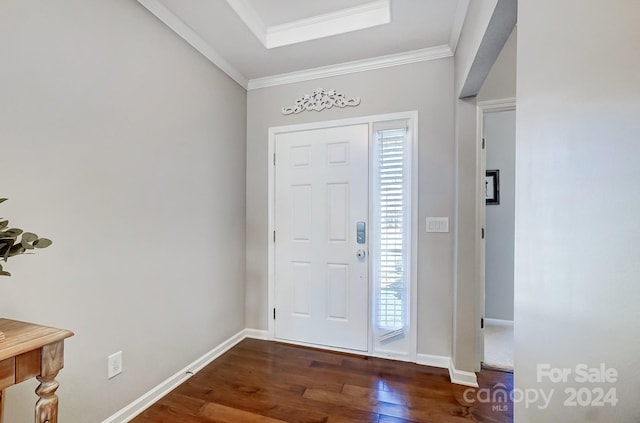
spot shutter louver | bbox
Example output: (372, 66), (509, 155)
(374, 127), (408, 334)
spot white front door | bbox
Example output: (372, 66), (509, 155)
(274, 124), (369, 351)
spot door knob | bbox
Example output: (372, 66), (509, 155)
(356, 249), (366, 259)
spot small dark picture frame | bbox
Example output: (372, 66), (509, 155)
(485, 170), (500, 205)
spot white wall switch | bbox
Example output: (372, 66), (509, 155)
(107, 351), (123, 379)
(426, 217), (449, 233)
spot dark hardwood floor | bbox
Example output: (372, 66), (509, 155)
(132, 339), (513, 423)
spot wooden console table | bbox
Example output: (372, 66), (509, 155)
(0, 319), (73, 423)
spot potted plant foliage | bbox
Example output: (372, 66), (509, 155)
(0, 198), (52, 340)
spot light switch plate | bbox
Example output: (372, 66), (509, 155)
(426, 217), (449, 233)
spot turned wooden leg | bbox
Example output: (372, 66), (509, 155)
(35, 376), (59, 423)
(0, 389), (5, 423)
(35, 341), (64, 423)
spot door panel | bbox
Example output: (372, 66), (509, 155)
(274, 124), (369, 351)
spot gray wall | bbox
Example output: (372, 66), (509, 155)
(246, 59), (456, 359)
(0, 1), (247, 421)
(516, 0), (640, 420)
(484, 110), (515, 321)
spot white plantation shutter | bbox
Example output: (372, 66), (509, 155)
(372, 121), (410, 336)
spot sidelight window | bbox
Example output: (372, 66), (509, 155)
(371, 119), (413, 356)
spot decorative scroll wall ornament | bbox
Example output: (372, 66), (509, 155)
(281, 88), (361, 115)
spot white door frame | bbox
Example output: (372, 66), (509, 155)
(475, 98), (516, 369)
(268, 111), (419, 359)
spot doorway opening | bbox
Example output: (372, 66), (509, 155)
(267, 112), (418, 362)
(478, 100), (515, 371)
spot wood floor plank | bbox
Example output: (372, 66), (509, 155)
(131, 339), (513, 423)
(341, 384), (408, 406)
(377, 416), (421, 423)
(133, 403), (213, 423)
(176, 380), (333, 423)
(198, 403), (290, 423)
(184, 378), (377, 423)
(157, 392), (206, 415)
(303, 387), (472, 423)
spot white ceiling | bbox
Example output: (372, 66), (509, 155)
(248, 0), (377, 26)
(137, 0), (469, 89)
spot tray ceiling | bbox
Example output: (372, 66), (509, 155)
(136, 0), (469, 88)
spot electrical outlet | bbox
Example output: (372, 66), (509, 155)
(107, 351), (123, 379)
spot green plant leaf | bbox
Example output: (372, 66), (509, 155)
(0, 198), (52, 275)
(2, 245), (10, 261)
(8, 244), (25, 257)
(33, 238), (52, 248)
(0, 263), (10, 276)
(2, 228), (23, 238)
(22, 232), (38, 243)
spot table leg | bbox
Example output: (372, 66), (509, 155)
(0, 388), (5, 423)
(34, 341), (64, 423)
(35, 375), (59, 423)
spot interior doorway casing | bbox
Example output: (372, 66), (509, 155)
(475, 98), (516, 370)
(267, 111), (418, 360)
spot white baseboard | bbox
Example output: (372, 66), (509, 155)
(449, 362), (479, 387)
(416, 354), (478, 388)
(244, 328), (269, 340)
(417, 353), (478, 387)
(416, 353), (451, 369)
(484, 318), (514, 327)
(102, 329), (248, 423)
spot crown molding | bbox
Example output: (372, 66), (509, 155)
(248, 45), (453, 90)
(138, 1), (461, 91)
(137, 0), (248, 89)
(265, 0), (390, 49)
(449, 0), (470, 54)
(226, 0), (390, 49)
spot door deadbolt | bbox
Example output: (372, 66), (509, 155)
(356, 221), (366, 244)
